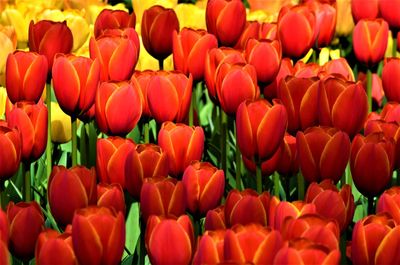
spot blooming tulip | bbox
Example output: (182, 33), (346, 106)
(382, 58), (400, 103)
(140, 177), (185, 222)
(182, 161), (224, 216)
(353, 19), (389, 67)
(305, 180), (355, 231)
(204, 206), (226, 230)
(158, 122), (204, 177)
(97, 183), (126, 216)
(28, 20), (73, 69)
(94, 9), (135, 38)
(95, 81), (142, 136)
(321, 58), (355, 81)
(89, 28), (140, 82)
(381, 102), (400, 123)
(7, 101), (47, 162)
(216, 62), (260, 115)
(192, 230), (225, 265)
(0, 124), (21, 180)
(147, 71), (192, 123)
(234, 21), (260, 49)
(141, 5), (179, 61)
(269, 200), (316, 231)
(206, 0), (246, 46)
(173, 28), (218, 82)
(5, 51), (47, 104)
(145, 215), (194, 265)
(379, 0), (400, 31)
(351, 0), (379, 22)
(125, 143), (169, 198)
(306, 0), (336, 48)
(7, 201), (44, 260)
(236, 99), (287, 162)
(48, 166), (97, 226)
(297, 127), (351, 183)
(351, 133), (395, 197)
(35, 229), (77, 265)
(277, 5), (316, 59)
(52, 54), (100, 118)
(96, 137), (135, 188)
(72, 206), (125, 265)
(377, 187), (400, 224)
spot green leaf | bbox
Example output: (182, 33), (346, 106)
(125, 202), (140, 258)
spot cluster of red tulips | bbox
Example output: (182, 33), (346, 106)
(1, 0), (400, 264)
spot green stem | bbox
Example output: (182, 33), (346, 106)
(138, 217), (146, 265)
(235, 122), (241, 190)
(220, 111), (228, 174)
(194, 217), (201, 239)
(80, 123), (87, 166)
(0, 181), (5, 209)
(284, 176), (290, 201)
(367, 69), (372, 113)
(189, 88), (195, 126)
(158, 59), (164, 70)
(144, 122), (149, 143)
(46, 82), (52, 177)
(256, 161), (262, 194)
(312, 48), (317, 64)
(345, 162), (352, 188)
(367, 196), (374, 215)
(88, 122), (97, 168)
(340, 233), (347, 264)
(297, 172), (305, 200)
(393, 36), (397, 58)
(71, 117), (78, 167)
(23, 162), (31, 201)
(274, 172), (280, 198)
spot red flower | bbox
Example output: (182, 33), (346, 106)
(97, 183), (126, 216)
(0, 124), (21, 180)
(94, 9), (136, 38)
(351, 0), (379, 22)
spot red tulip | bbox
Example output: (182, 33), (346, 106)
(297, 127), (350, 183)
(94, 9), (136, 38)
(273, 238), (341, 264)
(381, 102), (400, 123)
(192, 230), (225, 265)
(5, 51), (47, 104)
(263, 57), (294, 100)
(224, 189), (270, 227)
(204, 47), (245, 102)
(216, 62), (260, 115)
(72, 206), (125, 265)
(351, 133), (395, 197)
(277, 134), (299, 176)
(147, 71), (192, 123)
(158, 122), (204, 177)
(145, 215), (194, 265)
(125, 143), (169, 198)
(321, 58), (355, 81)
(204, 206), (226, 231)
(96, 137), (135, 188)
(234, 21), (260, 49)
(379, 0), (400, 31)
(351, 0), (379, 22)
(35, 229), (77, 265)
(0, 209), (8, 247)
(260, 22), (278, 40)
(173, 28), (218, 82)
(97, 183), (126, 216)
(224, 224), (284, 264)
(141, 5), (179, 61)
(245, 39), (282, 85)
(241, 143), (283, 176)
(236, 99), (287, 162)
(7, 101), (47, 162)
(305, 180), (355, 231)
(351, 213), (400, 265)
(0, 124), (21, 180)
(269, 200), (316, 231)
(28, 20), (73, 69)
(277, 5), (316, 59)
(353, 19), (389, 66)
(7, 201), (44, 260)
(95, 81), (142, 136)
(48, 166), (97, 226)
(306, 0), (336, 48)
(206, 0), (246, 46)
(182, 161), (225, 216)
(377, 187), (400, 223)
(0, 240), (10, 265)
(131, 70), (154, 119)
(52, 54), (100, 118)
(89, 28), (140, 81)
(140, 177), (185, 222)
(382, 58), (400, 103)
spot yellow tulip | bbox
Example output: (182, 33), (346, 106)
(247, 10), (274, 23)
(1, 7), (30, 45)
(0, 25), (17, 76)
(16, 0), (63, 10)
(174, 4), (206, 30)
(335, 0), (354, 37)
(51, 102), (74, 143)
(132, 0), (177, 23)
(0, 87), (7, 119)
(247, 0), (298, 21)
(136, 36), (174, 71)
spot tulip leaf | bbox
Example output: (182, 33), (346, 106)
(124, 202), (140, 259)
(127, 125), (141, 143)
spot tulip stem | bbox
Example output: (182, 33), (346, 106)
(367, 69), (372, 113)
(71, 117), (78, 167)
(46, 82), (52, 177)
(23, 162), (31, 201)
(367, 196), (374, 215)
(158, 59), (164, 70)
(256, 160), (262, 193)
(88, 122), (97, 168)
(144, 122), (149, 143)
(393, 36), (397, 57)
(220, 111), (228, 174)
(274, 172), (280, 198)
(189, 89), (195, 126)
(0, 181), (5, 209)
(235, 122), (241, 190)
(297, 172), (305, 200)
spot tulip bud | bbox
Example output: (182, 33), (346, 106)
(147, 71), (192, 123)
(94, 9), (135, 38)
(141, 5), (179, 61)
(97, 183), (126, 216)
(306, 1), (336, 48)
(35, 229), (77, 265)
(5, 51), (47, 104)
(0, 124), (21, 180)
(28, 20), (73, 69)
(382, 58), (400, 103)
(7, 101), (48, 162)
(7, 201), (44, 260)
(96, 137), (136, 188)
(95, 81), (142, 136)
(52, 54), (100, 119)
(145, 215), (194, 265)
(158, 122), (204, 178)
(49, 166), (97, 226)
(351, 0), (379, 22)
(125, 143), (169, 198)
(206, 0), (246, 46)
(351, 133), (395, 197)
(72, 207), (125, 265)
(173, 28), (218, 82)
(204, 206), (226, 231)
(353, 19), (389, 67)
(377, 187), (400, 223)
(89, 28), (140, 82)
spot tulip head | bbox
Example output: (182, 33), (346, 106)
(0, 124), (21, 180)
(94, 9), (135, 38)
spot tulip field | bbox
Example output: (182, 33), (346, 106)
(2, 0), (400, 264)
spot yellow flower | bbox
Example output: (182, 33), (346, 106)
(132, 0), (177, 23)
(15, 0), (63, 10)
(247, 0), (299, 21)
(0, 25), (17, 77)
(136, 36), (174, 71)
(174, 4), (206, 30)
(51, 102), (74, 143)
(1, 7), (30, 45)
(0, 87), (7, 119)
(335, 0), (354, 37)
(247, 10), (274, 23)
